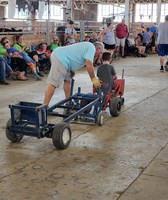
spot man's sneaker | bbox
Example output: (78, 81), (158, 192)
(164, 62), (168, 71)
(160, 66), (164, 72)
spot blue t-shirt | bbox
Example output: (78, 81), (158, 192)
(142, 32), (150, 44)
(53, 42), (95, 71)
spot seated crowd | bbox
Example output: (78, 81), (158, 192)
(0, 20), (158, 85)
(0, 35), (52, 85)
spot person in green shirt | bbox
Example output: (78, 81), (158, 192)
(50, 36), (61, 52)
(13, 34), (43, 77)
(0, 44), (8, 57)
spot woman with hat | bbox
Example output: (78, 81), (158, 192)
(50, 36), (61, 52)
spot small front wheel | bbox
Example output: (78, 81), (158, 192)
(97, 111), (104, 126)
(6, 119), (23, 142)
(52, 122), (71, 150)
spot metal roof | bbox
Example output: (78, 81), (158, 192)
(0, 0), (167, 5)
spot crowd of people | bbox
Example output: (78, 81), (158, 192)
(0, 35), (52, 84)
(0, 16), (168, 87)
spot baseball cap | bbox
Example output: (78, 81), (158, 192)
(54, 36), (59, 40)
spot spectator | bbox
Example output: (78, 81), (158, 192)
(84, 35), (90, 42)
(50, 36), (61, 52)
(99, 23), (116, 56)
(0, 57), (25, 84)
(157, 15), (168, 72)
(150, 23), (157, 33)
(89, 32), (99, 43)
(14, 34), (40, 65)
(126, 33), (138, 56)
(141, 22), (145, 33)
(150, 32), (157, 54)
(89, 32), (102, 66)
(65, 20), (77, 44)
(37, 43), (51, 59)
(115, 18), (128, 58)
(0, 42), (8, 58)
(4, 42), (41, 80)
(135, 34), (146, 57)
(142, 27), (151, 53)
(0, 37), (28, 80)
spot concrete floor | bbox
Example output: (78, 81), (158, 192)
(0, 54), (168, 200)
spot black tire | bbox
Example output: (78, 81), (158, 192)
(6, 119), (23, 142)
(52, 122), (71, 150)
(109, 97), (122, 117)
(121, 97), (125, 105)
(80, 100), (92, 114)
(97, 111), (104, 126)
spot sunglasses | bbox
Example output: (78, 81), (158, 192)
(2, 40), (9, 46)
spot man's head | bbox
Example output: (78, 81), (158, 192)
(94, 41), (104, 57)
(165, 15), (168, 21)
(121, 18), (125, 24)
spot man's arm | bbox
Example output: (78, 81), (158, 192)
(85, 59), (95, 79)
(85, 59), (101, 88)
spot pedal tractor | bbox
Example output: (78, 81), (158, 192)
(101, 69), (125, 117)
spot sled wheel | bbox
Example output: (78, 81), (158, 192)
(80, 100), (92, 114)
(52, 122), (71, 150)
(6, 119), (23, 142)
(97, 111), (104, 126)
(109, 97), (122, 117)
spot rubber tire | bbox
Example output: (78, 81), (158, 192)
(121, 97), (125, 105)
(6, 119), (23, 142)
(97, 111), (104, 126)
(80, 100), (92, 114)
(52, 122), (71, 150)
(109, 97), (122, 117)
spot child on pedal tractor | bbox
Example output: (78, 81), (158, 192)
(97, 52), (117, 92)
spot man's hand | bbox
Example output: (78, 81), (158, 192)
(92, 77), (101, 88)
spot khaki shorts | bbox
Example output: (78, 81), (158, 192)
(47, 53), (71, 87)
(116, 37), (126, 47)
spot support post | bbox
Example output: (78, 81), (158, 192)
(125, 0), (130, 30)
(80, 20), (85, 42)
(46, 0), (50, 45)
(157, 0), (161, 24)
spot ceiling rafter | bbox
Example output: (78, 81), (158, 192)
(0, 0), (166, 6)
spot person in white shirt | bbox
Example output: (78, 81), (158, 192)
(65, 20), (77, 44)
